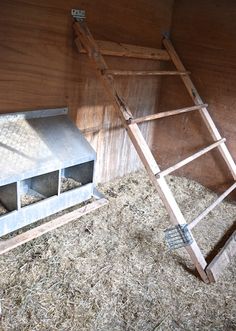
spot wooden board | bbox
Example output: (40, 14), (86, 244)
(0, 198), (108, 255)
(206, 230), (236, 282)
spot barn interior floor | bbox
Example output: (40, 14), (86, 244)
(0, 171), (235, 330)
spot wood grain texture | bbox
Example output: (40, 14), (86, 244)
(131, 104), (208, 124)
(0, 0), (174, 183)
(79, 40), (170, 60)
(155, 0), (236, 194)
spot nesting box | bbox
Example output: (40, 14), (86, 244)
(0, 108), (97, 237)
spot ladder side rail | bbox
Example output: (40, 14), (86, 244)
(163, 38), (236, 180)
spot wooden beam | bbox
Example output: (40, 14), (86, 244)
(189, 182), (236, 230)
(130, 104), (208, 124)
(156, 139), (226, 178)
(206, 230), (236, 282)
(77, 38), (170, 61)
(105, 70), (190, 76)
(0, 198), (108, 255)
(163, 37), (236, 181)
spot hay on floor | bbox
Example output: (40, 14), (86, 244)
(0, 171), (235, 331)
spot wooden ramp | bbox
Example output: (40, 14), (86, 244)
(72, 9), (236, 283)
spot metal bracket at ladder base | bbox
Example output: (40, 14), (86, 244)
(164, 224), (194, 250)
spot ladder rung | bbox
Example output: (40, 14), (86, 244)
(104, 70), (190, 76)
(130, 104), (208, 124)
(163, 37), (236, 182)
(156, 138), (226, 179)
(78, 39), (171, 61)
(189, 182), (236, 230)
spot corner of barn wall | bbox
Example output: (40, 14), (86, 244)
(153, 0), (236, 195)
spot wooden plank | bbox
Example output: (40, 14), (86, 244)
(131, 104), (208, 124)
(105, 70), (189, 76)
(206, 230), (236, 282)
(73, 22), (209, 283)
(189, 182), (236, 230)
(78, 39), (170, 61)
(0, 198), (108, 255)
(163, 37), (236, 181)
(156, 139), (226, 178)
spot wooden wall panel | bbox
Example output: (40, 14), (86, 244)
(155, 0), (236, 193)
(0, 0), (174, 183)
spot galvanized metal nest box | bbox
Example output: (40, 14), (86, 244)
(0, 108), (98, 237)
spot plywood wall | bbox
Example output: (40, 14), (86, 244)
(0, 0), (174, 183)
(154, 0), (236, 193)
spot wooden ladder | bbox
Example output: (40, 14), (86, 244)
(72, 11), (236, 283)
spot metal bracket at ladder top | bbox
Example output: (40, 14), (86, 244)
(71, 9), (86, 22)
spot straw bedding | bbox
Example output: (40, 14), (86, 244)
(0, 171), (235, 330)
(21, 192), (44, 208)
(60, 177), (82, 193)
